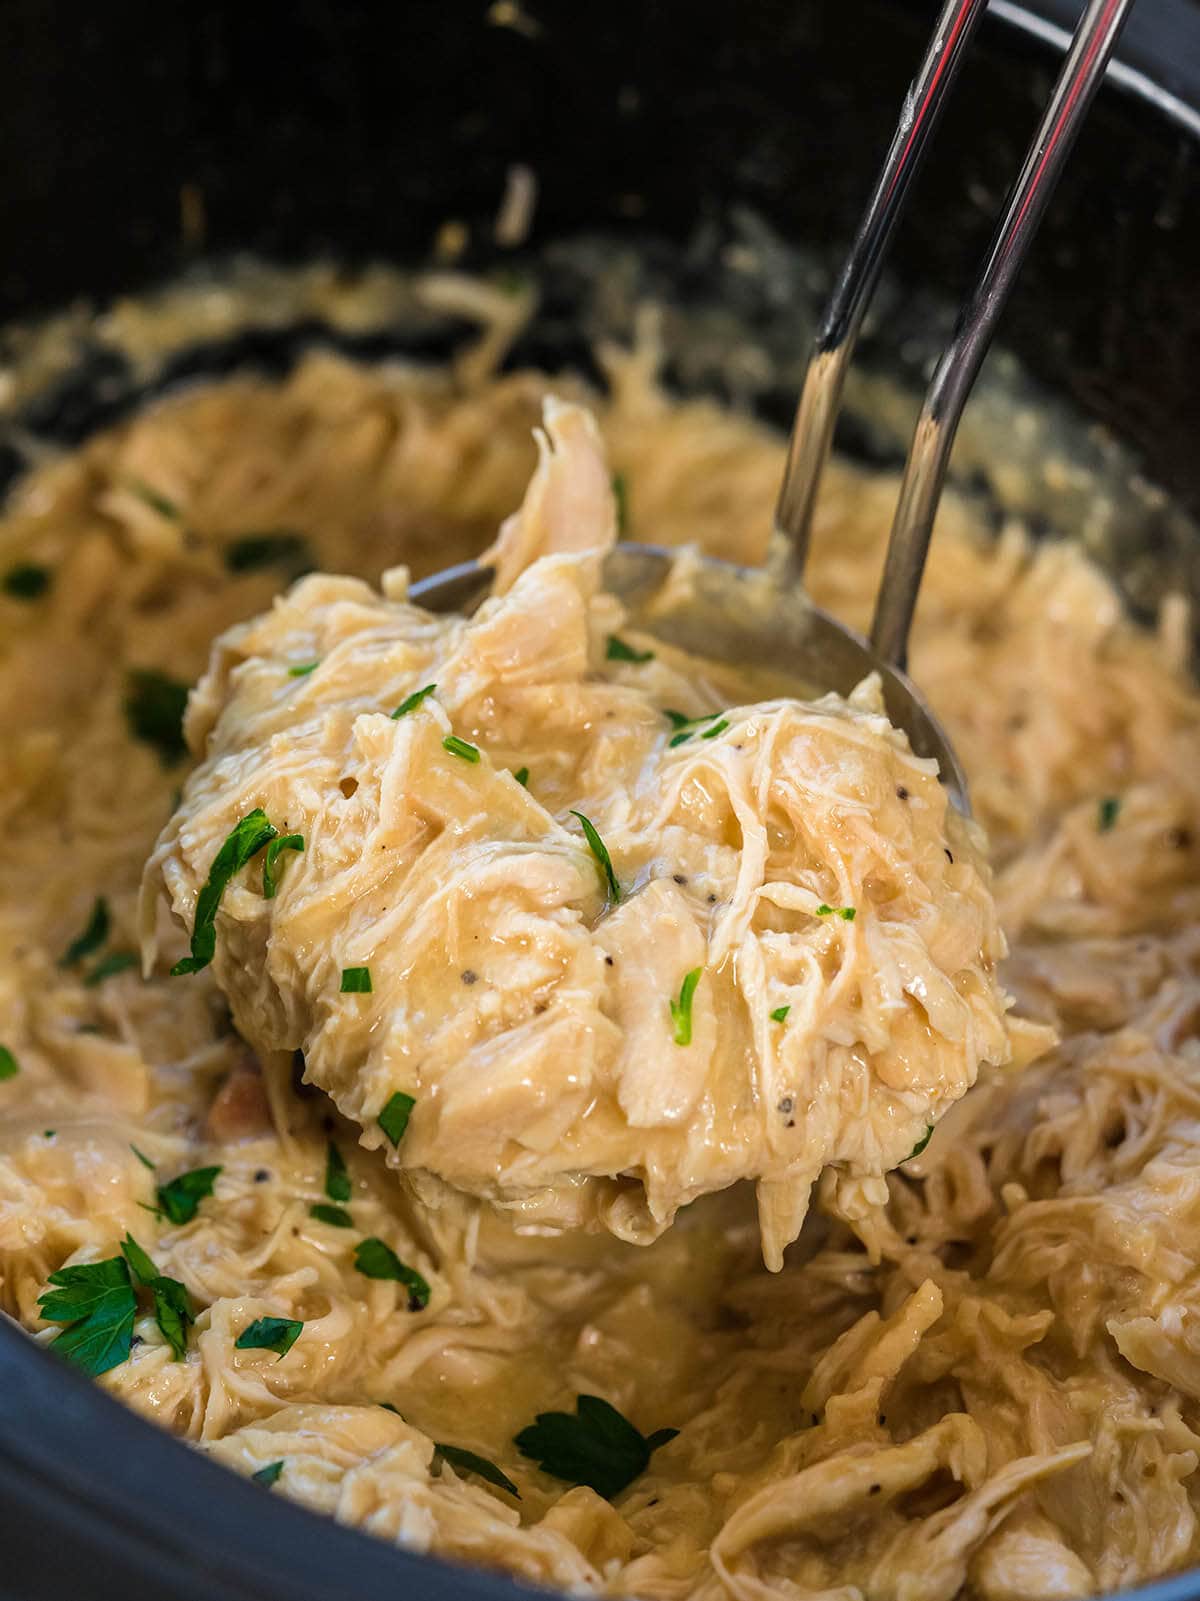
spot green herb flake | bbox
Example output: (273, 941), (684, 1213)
(340, 965), (373, 994)
(1098, 795), (1121, 832)
(120, 1234), (193, 1361)
(612, 472), (629, 536)
(324, 1141), (351, 1203)
(309, 1203), (354, 1229)
(513, 767), (530, 788)
(223, 532), (311, 574)
(443, 735), (480, 763)
(252, 1460), (285, 1487)
(606, 635), (654, 665)
(905, 1125), (935, 1163)
(262, 833), (304, 899)
(378, 1090), (415, 1146)
(435, 1444), (520, 1498)
(666, 710), (725, 748)
(815, 904), (857, 922)
(2, 562), (52, 600)
(171, 809), (279, 975)
(124, 669), (190, 766)
(669, 967), (702, 1046)
(128, 480), (180, 520)
(235, 1316), (304, 1359)
(155, 1165), (221, 1226)
(0, 1045), (18, 1081)
(390, 683), (437, 720)
(38, 1256), (136, 1377)
(288, 661), (319, 678)
(701, 719), (729, 740)
(130, 1144), (156, 1171)
(570, 811), (621, 903)
(353, 1237), (431, 1309)
(770, 1005), (791, 1024)
(514, 1394), (677, 1500)
(61, 897), (111, 967)
(83, 950), (139, 987)
(663, 709), (691, 730)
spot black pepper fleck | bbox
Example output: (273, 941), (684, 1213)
(944, 849), (954, 863)
(777, 1096), (794, 1114)
(407, 1294), (424, 1314)
(785, 1119), (795, 1128)
(868, 1484), (881, 1496)
(604, 955), (614, 966)
(707, 893), (717, 904)
(896, 785), (909, 801)
(1169, 826), (1193, 850)
(254, 1169), (270, 1183)
(673, 874), (688, 885)
(461, 969), (478, 985)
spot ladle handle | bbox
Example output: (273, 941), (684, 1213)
(870, 0), (1136, 668)
(775, 0), (990, 583)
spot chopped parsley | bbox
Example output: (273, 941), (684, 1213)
(120, 1234), (193, 1361)
(378, 1090), (415, 1146)
(1098, 795), (1121, 832)
(815, 904), (857, 921)
(288, 661), (319, 678)
(38, 1255), (137, 1377)
(223, 532), (311, 574)
(262, 832), (304, 899)
(0, 1045), (18, 1081)
(570, 811), (621, 903)
(513, 766), (530, 788)
(310, 1204), (354, 1228)
(128, 480), (180, 519)
(353, 1237), (431, 1309)
(514, 1395), (677, 1500)
(443, 735), (480, 763)
(61, 897), (110, 967)
(770, 1005), (791, 1024)
(3, 562), (52, 600)
(435, 1444), (520, 1498)
(152, 1165), (221, 1226)
(125, 669), (190, 766)
(340, 965), (373, 994)
(701, 719), (729, 740)
(606, 635), (654, 664)
(252, 1460), (285, 1487)
(83, 950), (139, 986)
(391, 683), (437, 720)
(611, 470), (630, 534)
(235, 1316), (304, 1359)
(666, 710), (725, 748)
(905, 1126), (935, 1162)
(131, 1144), (156, 1171)
(171, 809), (279, 975)
(325, 1142), (351, 1203)
(669, 967), (702, 1046)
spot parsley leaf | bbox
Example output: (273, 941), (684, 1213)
(125, 669), (190, 766)
(514, 1395), (677, 1500)
(378, 1090), (415, 1146)
(0, 1045), (18, 1081)
(570, 811), (621, 903)
(120, 1234), (194, 1361)
(252, 1460), (285, 1487)
(130, 1144), (156, 1171)
(340, 965), (372, 994)
(310, 1203), (354, 1228)
(154, 1165), (221, 1226)
(171, 810), (278, 975)
(391, 683), (437, 720)
(83, 950), (139, 987)
(38, 1256), (136, 1377)
(128, 480), (180, 519)
(905, 1125), (935, 1162)
(60, 897), (110, 967)
(223, 532), (311, 574)
(235, 1316), (304, 1359)
(666, 710), (724, 748)
(669, 967), (702, 1046)
(513, 767), (530, 788)
(353, 1237), (431, 1309)
(1098, 795), (1121, 832)
(435, 1444), (520, 1498)
(815, 903), (857, 921)
(262, 832), (303, 899)
(324, 1141), (351, 1203)
(606, 635), (654, 664)
(443, 735), (480, 762)
(288, 661), (319, 677)
(2, 562), (52, 600)
(701, 719), (729, 740)
(770, 1005), (791, 1023)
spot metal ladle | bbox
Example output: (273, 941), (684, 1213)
(413, 0), (1135, 812)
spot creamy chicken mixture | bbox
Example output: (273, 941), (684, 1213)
(2, 313), (1200, 1601)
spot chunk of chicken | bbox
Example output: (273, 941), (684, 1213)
(142, 401), (1013, 1265)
